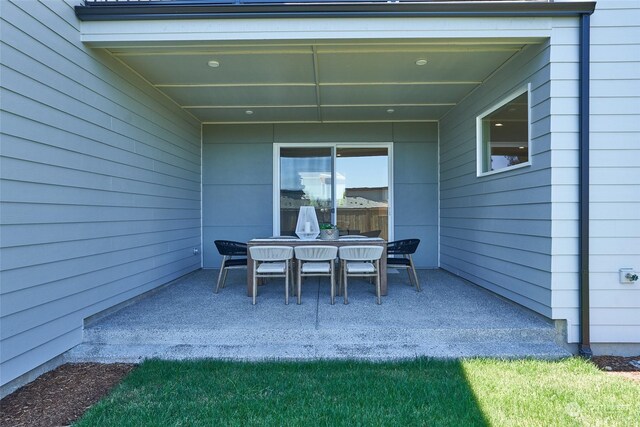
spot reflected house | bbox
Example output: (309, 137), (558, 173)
(345, 187), (389, 204)
(298, 171), (338, 204)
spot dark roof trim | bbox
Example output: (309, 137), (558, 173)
(75, 1), (596, 21)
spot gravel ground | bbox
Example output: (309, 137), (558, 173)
(0, 357), (637, 426)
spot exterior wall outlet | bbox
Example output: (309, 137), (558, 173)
(619, 268), (639, 284)
(193, 248), (200, 255)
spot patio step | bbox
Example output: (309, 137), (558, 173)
(66, 325), (570, 363)
(81, 326), (558, 346)
(65, 340), (570, 363)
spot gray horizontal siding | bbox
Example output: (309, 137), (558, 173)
(0, 0), (201, 387)
(586, 0), (640, 345)
(439, 41), (557, 320)
(441, 4), (640, 347)
(548, 7), (588, 348)
(202, 122), (438, 269)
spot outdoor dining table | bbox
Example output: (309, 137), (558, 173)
(246, 237), (388, 297)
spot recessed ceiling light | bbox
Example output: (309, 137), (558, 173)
(387, 108), (395, 114)
(245, 110), (254, 115)
(207, 60), (220, 68)
(494, 123), (504, 127)
(519, 146), (525, 150)
(415, 59), (428, 66)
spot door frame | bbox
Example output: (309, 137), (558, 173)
(273, 142), (394, 239)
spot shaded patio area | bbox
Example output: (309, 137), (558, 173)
(65, 269), (571, 363)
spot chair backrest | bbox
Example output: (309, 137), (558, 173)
(294, 245), (338, 261)
(249, 246), (294, 261)
(215, 240), (248, 256)
(387, 239), (420, 255)
(339, 245), (384, 261)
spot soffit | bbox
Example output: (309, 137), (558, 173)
(108, 40), (537, 123)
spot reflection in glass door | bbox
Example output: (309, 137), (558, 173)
(278, 145), (390, 239)
(336, 147), (389, 240)
(279, 147), (333, 236)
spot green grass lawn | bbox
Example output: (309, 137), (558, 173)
(75, 358), (639, 427)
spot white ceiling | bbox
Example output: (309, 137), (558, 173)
(108, 39), (534, 123)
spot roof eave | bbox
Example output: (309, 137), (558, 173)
(75, 1), (597, 21)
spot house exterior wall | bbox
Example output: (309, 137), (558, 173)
(440, 3), (640, 351)
(202, 123), (438, 269)
(439, 41), (559, 324)
(587, 0), (640, 351)
(0, 0), (202, 390)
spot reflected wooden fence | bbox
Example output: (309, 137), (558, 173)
(281, 207), (388, 240)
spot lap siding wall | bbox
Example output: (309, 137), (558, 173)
(0, 0), (202, 389)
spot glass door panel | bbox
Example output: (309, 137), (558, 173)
(335, 147), (389, 240)
(279, 147), (333, 236)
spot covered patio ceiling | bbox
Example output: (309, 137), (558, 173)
(107, 38), (539, 123)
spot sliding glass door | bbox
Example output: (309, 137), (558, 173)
(277, 144), (390, 240)
(279, 147), (333, 236)
(336, 147), (389, 239)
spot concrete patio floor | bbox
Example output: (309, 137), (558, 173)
(65, 268), (571, 363)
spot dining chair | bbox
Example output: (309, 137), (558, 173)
(338, 245), (384, 305)
(214, 240), (248, 293)
(294, 245), (338, 305)
(386, 239), (421, 292)
(249, 246), (294, 305)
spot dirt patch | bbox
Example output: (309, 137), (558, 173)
(1, 356), (638, 426)
(0, 363), (134, 427)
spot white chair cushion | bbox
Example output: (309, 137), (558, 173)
(346, 261), (376, 273)
(294, 245), (338, 261)
(339, 245), (384, 261)
(301, 262), (331, 273)
(256, 262), (287, 274)
(250, 246), (294, 261)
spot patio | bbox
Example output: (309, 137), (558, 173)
(65, 269), (571, 363)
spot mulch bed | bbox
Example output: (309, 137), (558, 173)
(591, 355), (640, 382)
(0, 363), (134, 427)
(1, 357), (638, 426)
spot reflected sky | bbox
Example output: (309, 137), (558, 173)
(281, 155), (388, 190)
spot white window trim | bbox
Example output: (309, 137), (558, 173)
(273, 142), (394, 241)
(476, 84), (531, 177)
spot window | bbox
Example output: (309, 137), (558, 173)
(477, 86), (530, 175)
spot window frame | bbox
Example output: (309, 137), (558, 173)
(476, 84), (532, 177)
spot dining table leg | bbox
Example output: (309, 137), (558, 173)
(247, 250), (254, 297)
(380, 244), (387, 296)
